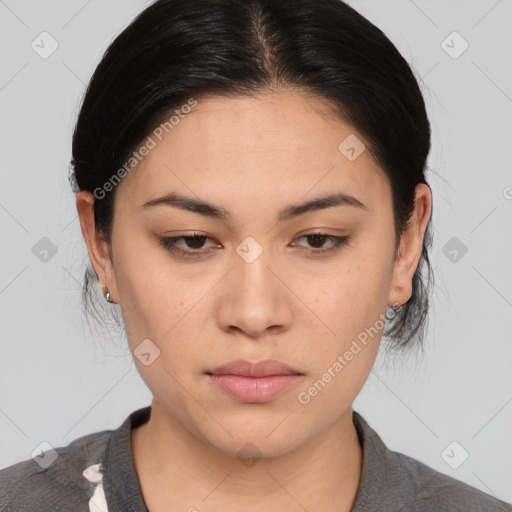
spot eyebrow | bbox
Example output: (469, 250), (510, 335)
(140, 191), (368, 222)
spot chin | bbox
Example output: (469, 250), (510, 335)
(192, 414), (309, 460)
(211, 433), (302, 461)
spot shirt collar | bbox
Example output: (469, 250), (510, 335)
(102, 406), (151, 512)
(101, 406), (411, 511)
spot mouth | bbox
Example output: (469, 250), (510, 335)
(207, 358), (302, 377)
(206, 359), (304, 403)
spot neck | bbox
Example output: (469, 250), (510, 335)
(131, 399), (363, 512)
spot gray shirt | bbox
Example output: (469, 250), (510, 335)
(1, 406), (510, 511)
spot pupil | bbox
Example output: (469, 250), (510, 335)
(186, 235), (206, 249)
(307, 234), (325, 249)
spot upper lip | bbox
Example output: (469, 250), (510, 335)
(208, 359), (302, 377)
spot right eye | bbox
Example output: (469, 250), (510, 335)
(159, 232), (221, 257)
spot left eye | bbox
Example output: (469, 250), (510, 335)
(292, 233), (351, 253)
(159, 232), (350, 257)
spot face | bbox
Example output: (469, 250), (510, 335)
(79, 90), (424, 458)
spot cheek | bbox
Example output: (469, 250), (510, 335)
(114, 238), (213, 366)
(112, 235), (173, 347)
(114, 248), (206, 409)
(294, 266), (385, 421)
(298, 255), (389, 391)
(311, 256), (390, 337)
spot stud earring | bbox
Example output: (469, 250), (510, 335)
(102, 284), (115, 304)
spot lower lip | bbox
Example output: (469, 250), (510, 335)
(207, 374), (303, 403)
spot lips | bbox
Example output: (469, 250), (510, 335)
(206, 359), (304, 403)
(207, 359), (302, 377)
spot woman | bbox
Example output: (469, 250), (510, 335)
(1, 0), (510, 510)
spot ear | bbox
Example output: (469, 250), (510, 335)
(76, 191), (119, 303)
(388, 183), (432, 307)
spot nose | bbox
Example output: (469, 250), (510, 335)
(216, 246), (294, 339)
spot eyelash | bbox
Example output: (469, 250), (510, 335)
(159, 232), (351, 258)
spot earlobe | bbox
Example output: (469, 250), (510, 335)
(387, 183), (432, 308)
(388, 257), (411, 307)
(76, 191), (118, 302)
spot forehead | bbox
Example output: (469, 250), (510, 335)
(118, 90), (390, 212)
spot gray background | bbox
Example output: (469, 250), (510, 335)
(0, 0), (511, 504)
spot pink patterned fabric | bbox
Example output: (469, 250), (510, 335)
(82, 463), (109, 512)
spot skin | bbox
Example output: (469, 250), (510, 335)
(76, 89), (432, 512)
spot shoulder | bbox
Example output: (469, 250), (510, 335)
(0, 428), (111, 511)
(390, 449), (511, 511)
(351, 411), (511, 511)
